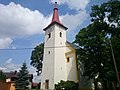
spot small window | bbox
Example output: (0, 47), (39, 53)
(48, 33), (51, 38)
(67, 57), (70, 62)
(48, 51), (50, 54)
(60, 32), (62, 37)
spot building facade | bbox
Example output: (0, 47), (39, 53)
(41, 2), (79, 89)
(1, 71), (33, 90)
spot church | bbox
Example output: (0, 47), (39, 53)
(41, 2), (91, 90)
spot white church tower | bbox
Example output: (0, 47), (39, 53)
(41, 2), (78, 89)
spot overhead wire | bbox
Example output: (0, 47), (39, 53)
(0, 45), (72, 50)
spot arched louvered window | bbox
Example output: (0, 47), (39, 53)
(60, 32), (62, 37)
(48, 33), (51, 38)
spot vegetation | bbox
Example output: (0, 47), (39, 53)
(14, 62), (30, 90)
(30, 43), (44, 75)
(0, 70), (6, 81)
(55, 80), (78, 90)
(74, 0), (120, 90)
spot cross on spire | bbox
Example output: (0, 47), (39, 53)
(54, 2), (58, 10)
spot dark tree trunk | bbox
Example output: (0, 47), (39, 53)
(94, 77), (98, 90)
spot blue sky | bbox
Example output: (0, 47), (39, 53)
(0, 0), (109, 82)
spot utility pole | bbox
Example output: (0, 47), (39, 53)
(110, 39), (120, 89)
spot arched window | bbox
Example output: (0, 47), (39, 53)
(48, 33), (51, 38)
(60, 32), (62, 37)
(67, 57), (70, 62)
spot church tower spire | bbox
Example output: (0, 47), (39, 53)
(51, 2), (62, 24)
(43, 2), (67, 31)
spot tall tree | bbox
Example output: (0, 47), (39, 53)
(14, 62), (29, 90)
(75, 22), (112, 90)
(30, 43), (44, 75)
(91, 0), (120, 88)
(74, 0), (120, 89)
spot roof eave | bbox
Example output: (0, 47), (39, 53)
(43, 21), (68, 31)
(66, 41), (80, 50)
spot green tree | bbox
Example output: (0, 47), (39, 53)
(90, 0), (120, 89)
(75, 22), (111, 90)
(0, 70), (6, 81)
(55, 80), (78, 90)
(74, 0), (120, 89)
(14, 62), (29, 90)
(30, 43), (44, 75)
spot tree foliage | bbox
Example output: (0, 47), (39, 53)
(14, 62), (30, 90)
(0, 71), (6, 81)
(74, 0), (120, 89)
(30, 43), (44, 75)
(75, 22), (112, 89)
(90, 0), (120, 83)
(55, 80), (78, 90)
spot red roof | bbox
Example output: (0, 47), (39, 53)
(51, 2), (62, 25)
(43, 2), (67, 31)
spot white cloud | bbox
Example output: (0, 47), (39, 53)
(61, 11), (89, 41)
(61, 11), (88, 31)
(0, 37), (13, 49)
(50, 0), (90, 10)
(3, 58), (20, 72)
(0, 67), (7, 71)
(0, 1), (89, 48)
(0, 2), (51, 39)
(0, 2), (52, 49)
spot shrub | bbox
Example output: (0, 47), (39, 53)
(55, 80), (78, 90)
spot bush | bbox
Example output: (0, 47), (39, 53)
(55, 80), (78, 90)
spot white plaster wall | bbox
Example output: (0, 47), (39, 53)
(54, 25), (67, 84)
(41, 24), (67, 89)
(66, 53), (78, 82)
(41, 25), (55, 89)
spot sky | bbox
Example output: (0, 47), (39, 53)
(0, 0), (109, 82)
